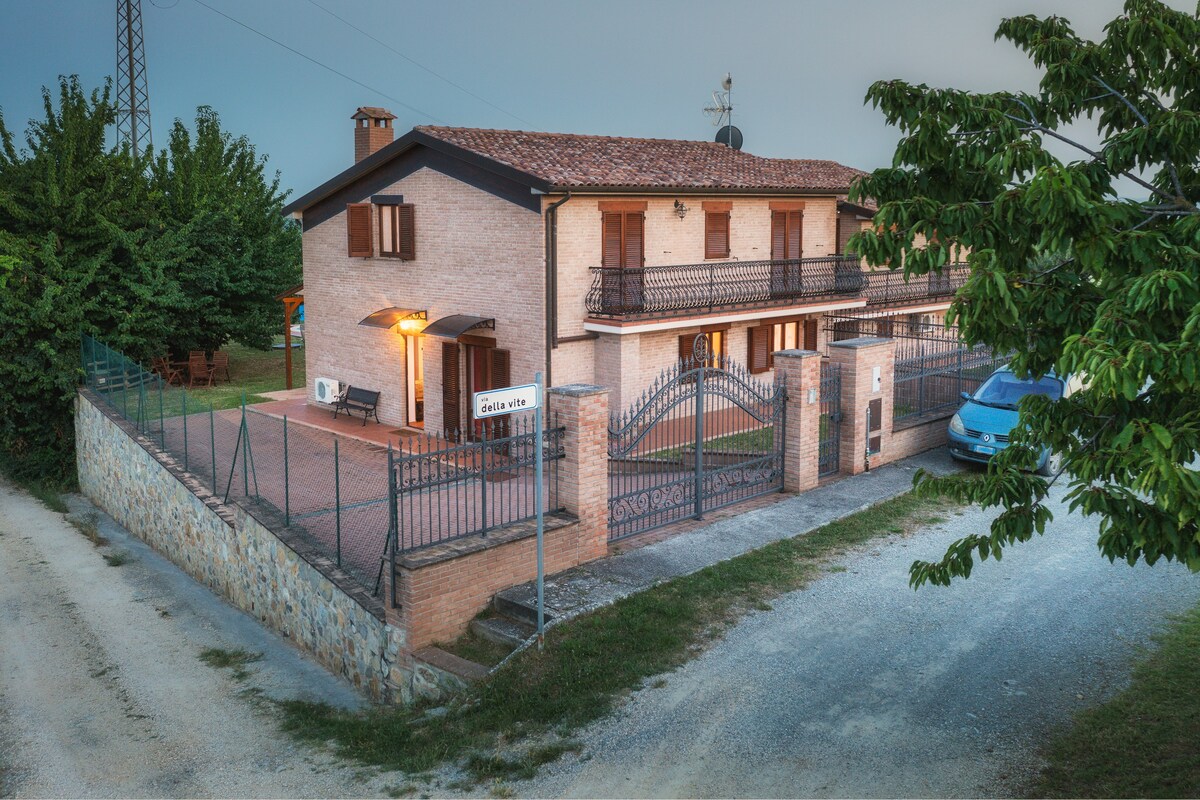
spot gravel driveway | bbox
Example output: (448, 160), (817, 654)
(525, 481), (1200, 798)
(0, 480), (382, 799)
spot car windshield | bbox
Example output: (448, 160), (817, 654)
(971, 372), (1063, 409)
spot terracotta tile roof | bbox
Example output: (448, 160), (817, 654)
(415, 126), (866, 192)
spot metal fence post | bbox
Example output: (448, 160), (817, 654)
(388, 441), (397, 608)
(334, 438), (342, 567)
(283, 415), (290, 527)
(480, 421), (488, 533)
(139, 374), (148, 435)
(120, 353), (128, 420)
(957, 348), (964, 399)
(209, 402), (217, 494)
(158, 375), (165, 448)
(694, 349), (705, 520)
(182, 388), (188, 471)
(240, 394), (249, 497)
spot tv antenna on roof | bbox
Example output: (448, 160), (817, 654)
(704, 73), (742, 150)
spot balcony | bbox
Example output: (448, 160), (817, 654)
(585, 256), (865, 321)
(862, 264), (970, 308)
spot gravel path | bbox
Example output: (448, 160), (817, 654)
(0, 479), (385, 799)
(524, 482), (1200, 798)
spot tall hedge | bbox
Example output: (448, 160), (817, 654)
(0, 77), (299, 483)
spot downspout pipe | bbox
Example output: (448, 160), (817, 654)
(544, 191), (572, 388)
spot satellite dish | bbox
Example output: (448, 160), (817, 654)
(716, 125), (743, 150)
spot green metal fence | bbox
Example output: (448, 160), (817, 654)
(80, 334), (391, 597)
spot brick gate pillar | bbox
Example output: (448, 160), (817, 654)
(827, 337), (897, 475)
(548, 384), (610, 562)
(774, 349), (824, 493)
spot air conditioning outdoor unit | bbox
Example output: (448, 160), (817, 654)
(315, 377), (342, 404)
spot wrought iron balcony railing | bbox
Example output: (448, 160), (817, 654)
(862, 264), (970, 307)
(585, 256), (865, 320)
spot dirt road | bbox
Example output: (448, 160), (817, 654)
(0, 480), (380, 798)
(526, 484), (1200, 798)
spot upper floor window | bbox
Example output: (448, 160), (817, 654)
(770, 204), (804, 260)
(600, 201), (646, 269)
(379, 202), (416, 260)
(703, 202), (731, 259)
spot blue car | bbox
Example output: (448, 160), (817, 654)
(948, 366), (1074, 475)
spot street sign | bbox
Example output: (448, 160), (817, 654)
(472, 383), (539, 419)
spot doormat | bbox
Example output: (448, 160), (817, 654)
(389, 429), (419, 437)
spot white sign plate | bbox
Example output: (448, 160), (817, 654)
(473, 383), (540, 419)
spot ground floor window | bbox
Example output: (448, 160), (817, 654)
(679, 328), (726, 368)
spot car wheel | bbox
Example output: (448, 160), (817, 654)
(1039, 451), (1062, 477)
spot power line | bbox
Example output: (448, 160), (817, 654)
(303, 0), (533, 128)
(186, 0), (447, 124)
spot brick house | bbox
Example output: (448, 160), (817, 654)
(282, 108), (965, 436)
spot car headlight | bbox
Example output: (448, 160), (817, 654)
(949, 413), (966, 435)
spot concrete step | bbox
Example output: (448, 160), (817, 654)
(470, 615), (534, 649)
(492, 593), (554, 628)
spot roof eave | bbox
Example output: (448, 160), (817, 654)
(281, 129), (551, 217)
(543, 184), (854, 196)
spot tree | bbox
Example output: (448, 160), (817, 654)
(850, 0), (1200, 586)
(0, 77), (175, 482)
(149, 107), (300, 354)
(0, 77), (300, 483)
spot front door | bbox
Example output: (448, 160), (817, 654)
(406, 336), (424, 428)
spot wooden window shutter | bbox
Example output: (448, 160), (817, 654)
(602, 212), (623, 268)
(679, 333), (694, 366)
(487, 348), (512, 438)
(788, 210), (803, 259)
(624, 212), (644, 268)
(804, 319), (818, 351)
(705, 211), (729, 259)
(488, 348), (511, 390)
(771, 211), (786, 260)
(747, 325), (772, 374)
(397, 204), (416, 260)
(441, 342), (461, 441)
(347, 203), (373, 257)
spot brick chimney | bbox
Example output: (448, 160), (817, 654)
(352, 107), (396, 163)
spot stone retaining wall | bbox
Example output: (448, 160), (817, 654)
(75, 390), (408, 702)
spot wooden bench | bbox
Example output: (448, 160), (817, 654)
(333, 386), (381, 426)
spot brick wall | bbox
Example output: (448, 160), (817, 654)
(886, 413), (951, 463)
(388, 385), (609, 650)
(302, 167), (544, 429)
(828, 337), (897, 475)
(394, 516), (600, 651)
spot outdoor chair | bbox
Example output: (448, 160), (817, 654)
(151, 357), (183, 386)
(210, 350), (230, 382)
(188, 353), (215, 388)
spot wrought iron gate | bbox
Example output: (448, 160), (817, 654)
(607, 336), (787, 541)
(818, 361), (842, 477)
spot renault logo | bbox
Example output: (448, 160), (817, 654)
(982, 433), (992, 443)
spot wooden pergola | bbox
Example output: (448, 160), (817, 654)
(276, 283), (303, 390)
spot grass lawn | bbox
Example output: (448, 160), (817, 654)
(183, 341), (305, 411)
(95, 341), (305, 418)
(278, 490), (956, 785)
(1028, 603), (1200, 798)
(651, 426), (775, 460)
